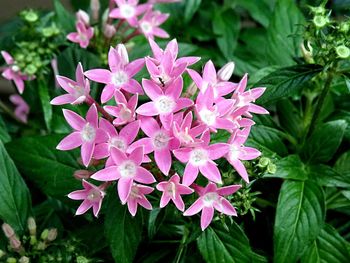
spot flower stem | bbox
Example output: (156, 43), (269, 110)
(86, 95), (114, 123)
(122, 29), (140, 43)
(107, 0), (115, 25)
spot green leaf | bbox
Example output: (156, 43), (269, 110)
(104, 194), (143, 263)
(335, 151), (350, 177)
(235, 0), (272, 27)
(309, 164), (350, 188)
(0, 141), (31, 233)
(256, 64), (323, 104)
(197, 221), (263, 263)
(274, 180), (325, 263)
(6, 135), (81, 199)
(54, 0), (75, 32)
(301, 224), (350, 263)
(265, 155), (307, 180)
(266, 0), (305, 66)
(302, 120), (347, 163)
(38, 79), (53, 131)
(0, 115), (11, 143)
(184, 0), (202, 23)
(276, 99), (303, 138)
(212, 8), (240, 60)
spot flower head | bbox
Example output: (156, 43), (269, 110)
(138, 9), (169, 39)
(68, 179), (105, 217)
(126, 183), (153, 216)
(184, 182), (241, 230)
(51, 63), (90, 105)
(67, 20), (94, 49)
(110, 0), (150, 27)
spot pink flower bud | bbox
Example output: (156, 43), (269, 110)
(90, 0), (100, 21)
(76, 10), (90, 26)
(9, 236), (21, 250)
(217, 62), (235, 81)
(116, 44), (129, 64)
(74, 170), (93, 180)
(103, 24), (116, 38)
(2, 223), (15, 238)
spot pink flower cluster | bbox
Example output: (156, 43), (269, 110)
(52, 39), (268, 230)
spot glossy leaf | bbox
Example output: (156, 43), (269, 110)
(309, 164), (350, 188)
(0, 141), (31, 233)
(0, 115), (10, 143)
(256, 64), (323, 104)
(38, 79), (53, 132)
(54, 0), (75, 32)
(184, 0), (202, 23)
(235, 0), (273, 27)
(265, 155), (307, 180)
(274, 180), (325, 263)
(276, 99), (303, 138)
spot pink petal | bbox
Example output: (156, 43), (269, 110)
(165, 77), (183, 99)
(109, 8), (122, 19)
(56, 132), (83, 150)
(1, 51), (14, 64)
(154, 148), (171, 175)
(175, 98), (193, 112)
(108, 47), (122, 72)
(203, 60), (217, 83)
(111, 147), (128, 164)
(63, 109), (86, 130)
(215, 198), (237, 216)
(145, 58), (160, 77)
(92, 200), (103, 217)
(101, 84), (115, 103)
(68, 189), (88, 200)
(173, 194), (185, 211)
(136, 102), (158, 116)
(173, 148), (191, 163)
(140, 116), (160, 137)
(76, 199), (92, 215)
(93, 143), (110, 159)
(187, 69), (203, 89)
(118, 177), (133, 204)
(228, 158), (249, 183)
(184, 198), (204, 216)
(183, 163), (199, 186)
(81, 142), (95, 167)
(138, 195), (153, 210)
(127, 199), (138, 216)
(14, 77), (25, 94)
(129, 146), (144, 165)
(120, 120), (140, 144)
(248, 104), (269, 114)
(84, 69), (111, 84)
(123, 79), (144, 95)
(217, 185), (241, 196)
(125, 58), (145, 77)
(129, 138), (154, 154)
(200, 162), (222, 184)
(142, 79), (162, 100)
(86, 104), (98, 127)
(201, 206), (214, 230)
(50, 94), (75, 105)
(91, 166), (120, 181)
(56, 76), (75, 93)
(135, 167), (156, 184)
(239, 147), (261, 160)
(207, 143), (229, 160)
(160, 193), (171, 208)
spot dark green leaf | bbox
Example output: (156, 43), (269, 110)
(235, 0), (273, 27)
(0, 115), (10, 143)
(325, 188), (350, 210)
(54, 0), (75, 32)
(274, 180), (325, 263)
(266, 0), (305, 66)
(212, 9), (240, 60)
(265, 155), (307, 180)
(276, 99), (303, 138)
(335, 151), (350, 177)
(309, 164), (350, 188)
(38, 79), (53, 131)
(0, 141), (31, 233)
(301, 224), (350, 263)
(197, 221), (263, 263)
(302, 120), (347, 163)
(6, 135), (81, 199)
(104, 194), (143, 263)
(184, 0), (202, 23)
(256, 64), (323, 104)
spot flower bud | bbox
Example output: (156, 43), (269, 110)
(184, 82), (198, 98)
(0, 250), (5, 258)
(217, 62), (235, 81)
(24, 11), (39, 23)
(76, 256), (90, 263)
(313, 15), (329, 28)
(9, 236), (22, 250)
(76, 10), (90, 26)
(116, 44), (129, 64)
(74, 170), (93, 180)
(40, 229), (49, 240)
(258, 157), (270, 167)
(267, 163), (277, 174)
(19, 256), (30, 263)
(103, 24), (116, 39)
(47, 229), (58, 242)
(27, 217), (36, 236)
(2, 223), (15, 238)
(336, 45), (350, 59)
(301, 41), (314, 64)
(30, 235), (37, 245)
(7, 258), (17, 263)
(90, 0), (100, 21)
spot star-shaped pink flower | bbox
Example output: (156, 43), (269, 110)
(51, 63), (90, 105)
(126, 183), (153, 216)
(68, 179), (105, 217)
(67, 20), (94, 49)
(56, 104), (108, 167)
(184, 182), (241, 230)
(156, 173), (193, 211)
(138, 9), (169, 39)
(109, 0), (150, 27)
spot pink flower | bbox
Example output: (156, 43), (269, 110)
(136, 78), (193, 129)
(84, 46), (144, 103)
(130, 116), (180, 175)
(91, 147), (156, 203)
(1, 51), (28, 94)
(138, 10), (169, 39)
(103, 90), (138, 126)
(146, 39), (200, 86)
(156, 173), (193, 211)
(172, 111), (206, 147)
(231, 74), (269, 116)
(94, 119), (140, 159)
(67, 20), (94, 49)
(195, 87), (234, 132)
(109, 0), (150, 27)
(126, 183), (153, 216)
(76, 10), (90, 26)
(51, 63), (90, 105)
(188, 60), (237, 100)
(173, 130), (229, 186)
(9, 95), (29, 123)
(226, 128), (261, 183)
(184, 182), (241, 230)
(56, 104), (107, 167)
(148, 0), (181, 3)
(68, 179), (105, 217)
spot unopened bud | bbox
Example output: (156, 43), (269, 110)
(30, 236), (37, 245)
(76, 10), (90, 26)
(267, 163), (277, 174)
(2, 223), (15, 238)
(7, 258), (17, 263)
(40, 229), (49, 240)
(103, 24), (116, 38)
(301, 41), (314, 64)
(116, 44), (129, 64)
(336, 45), (350, 59)
(47, 229), (58, 242)
(9, 236), (22, 250)
(24, 11), (38, 23)
(0, 250), (5, 258)
(310, 6), (325, 15)
(217, 62), (235, 81)
(313, 15), (329, 28)
(90, 0), (100, 21)
(19, 256), (30, 263)
(258, 157), (270, 167)
(74, 170), (93, 180)
(27, 217), (36, 236)
(184, 82), (198, 98)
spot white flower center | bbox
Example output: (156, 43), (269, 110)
(178, 127), (194, 145)
(140, 21), (153, 33)
(109, 137), (127, 152)
(203, 192), (219, 207)
(229, 144), (240, 160)
(118, 160), (137, 178)
(120, 4), (135, 18)
(120, 106), (132, 121)
(87, 189), (102, 202)
(11, 65), (20, 72)
(130, 184), (141, 199)
(79, 33), (88, 42)
(155, 96), (176, 114)
(189, 148), (208, 166)
(112, 71), (128, 86)
(199, 108), (217, 126)
(152, 131), (169, 150)
(70, 83), (85, 98)
(81, 123), (96, 142)
(166, 182), (176, 199)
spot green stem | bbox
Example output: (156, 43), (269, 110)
(174, 227), (189, 263)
